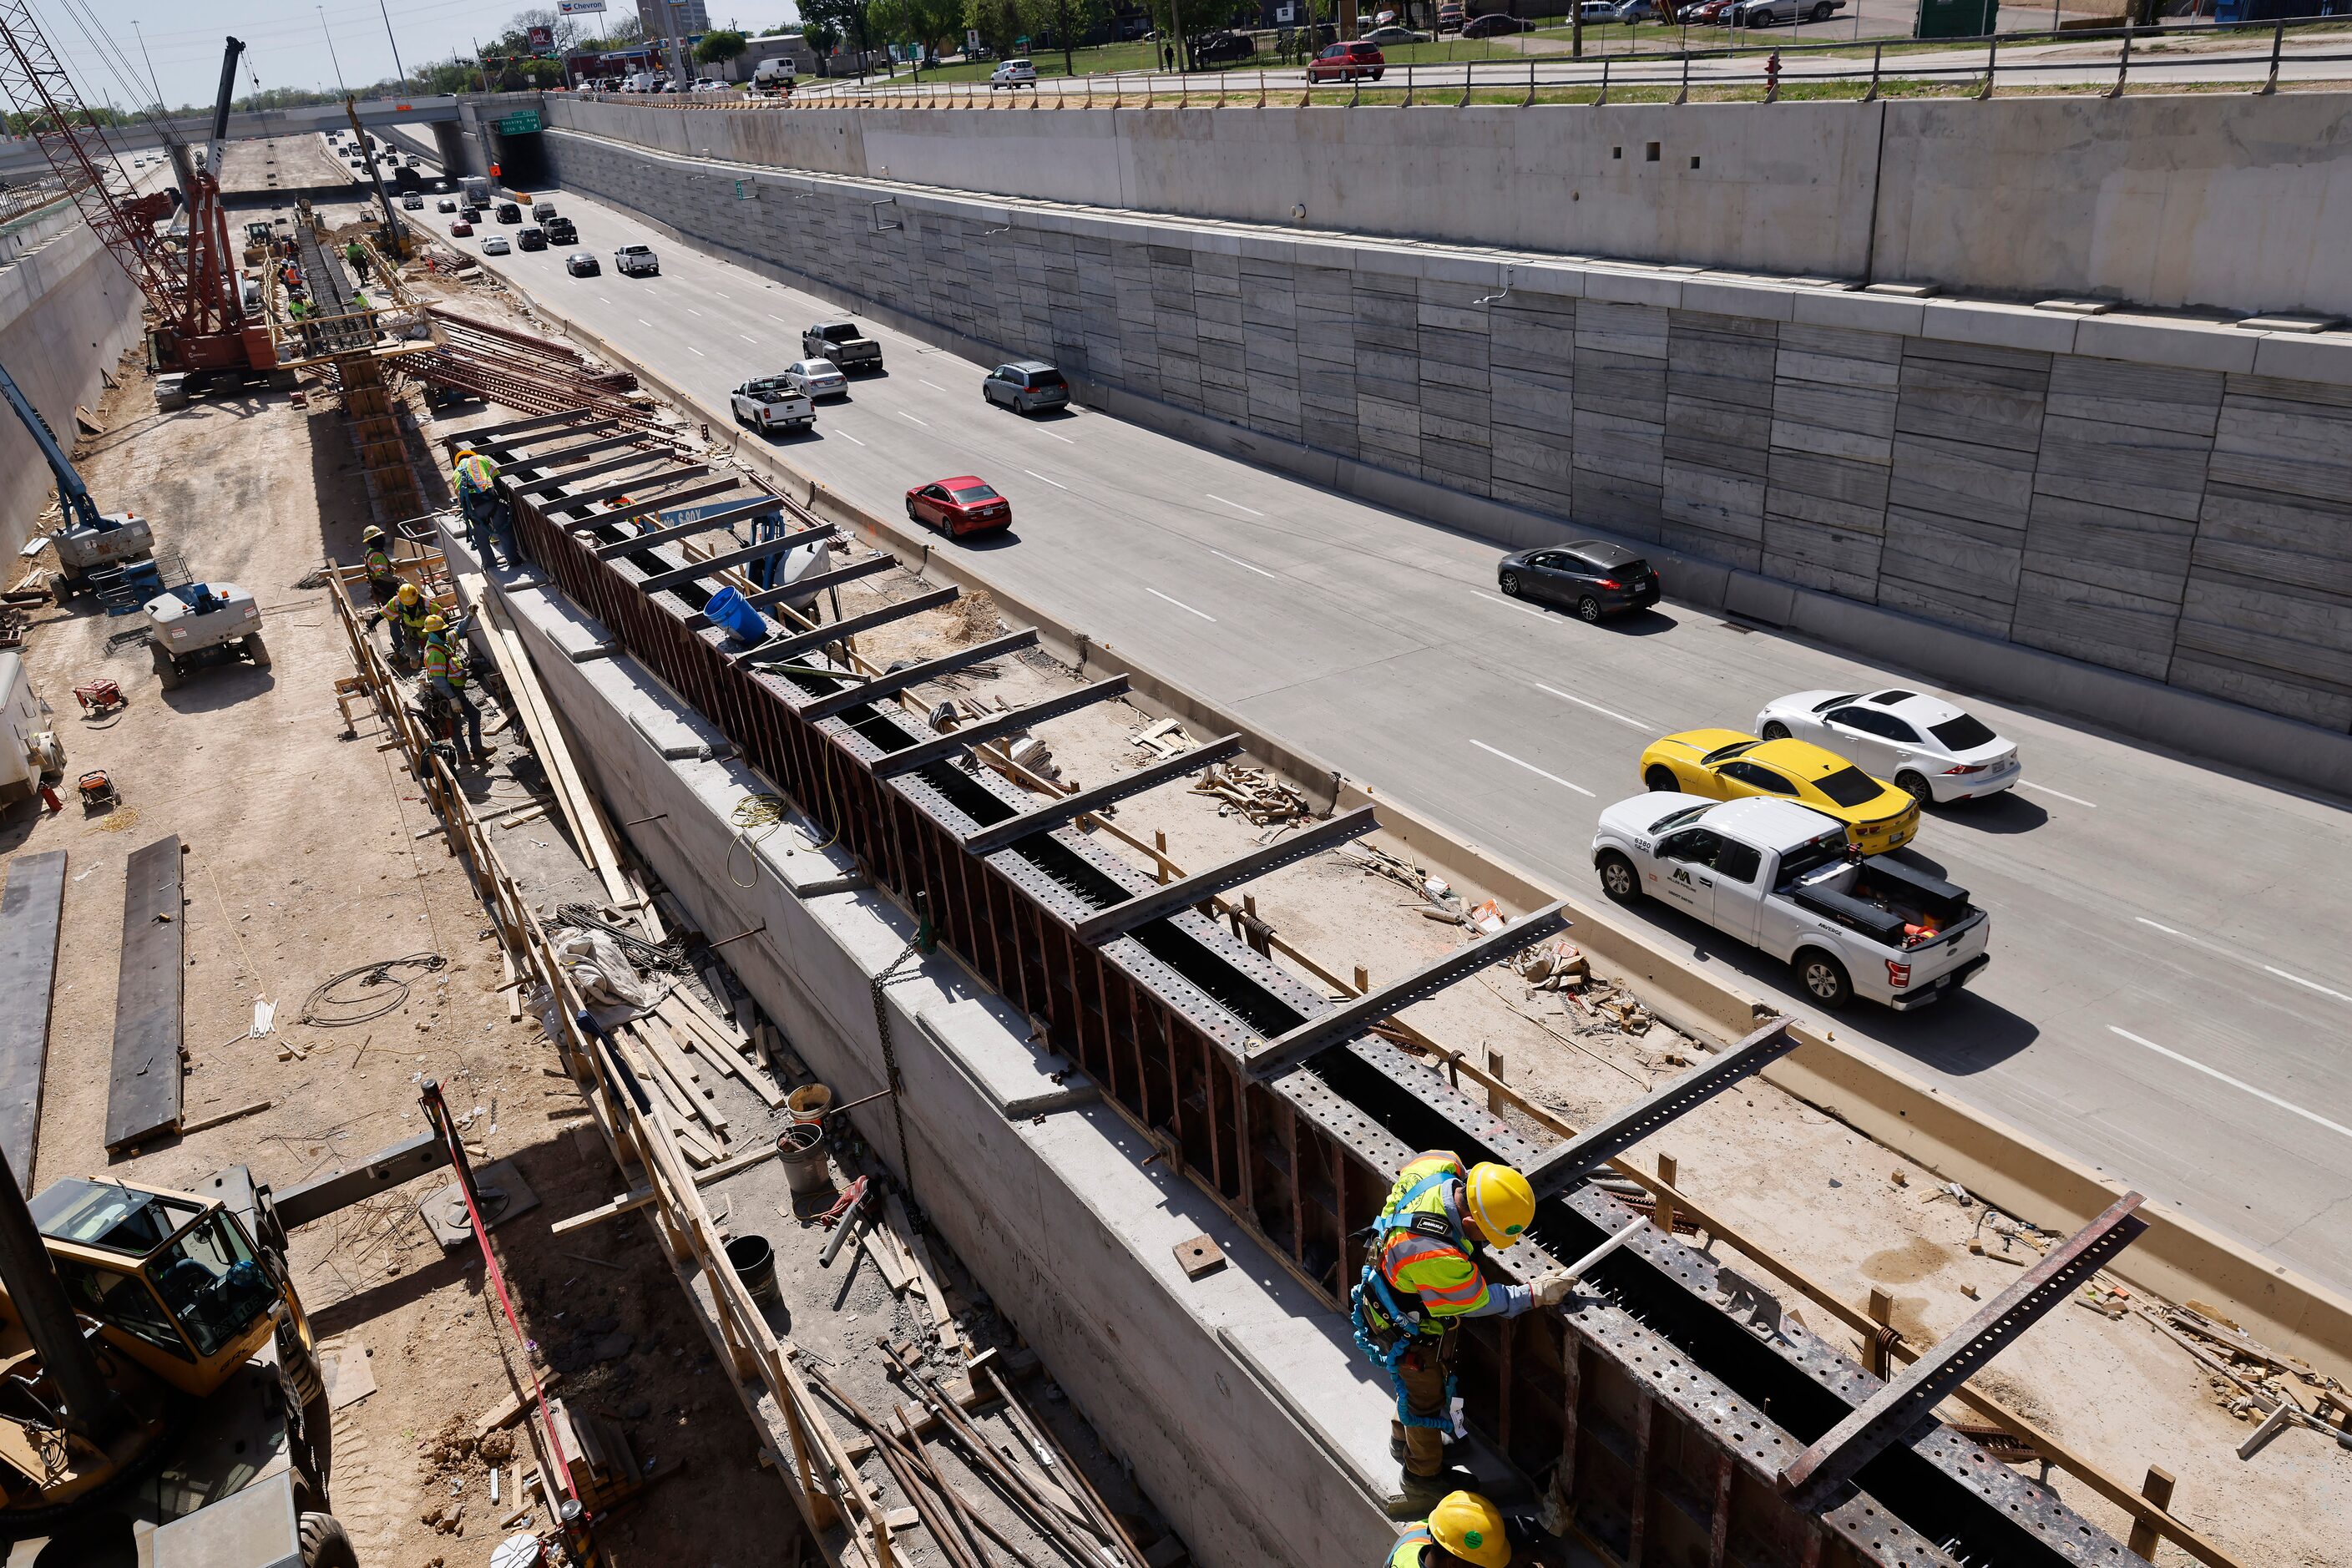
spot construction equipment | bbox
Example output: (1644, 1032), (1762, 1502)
(2, 356), (155, 600)
(143, 581), (268, 690)
(0, 1093), (457, 1564)
(0, 23), (271, 378)
(76, 768), (118, 810)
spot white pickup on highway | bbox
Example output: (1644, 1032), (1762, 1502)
(729, 376), (816, 432)
(1592, 793), (1990, 1011)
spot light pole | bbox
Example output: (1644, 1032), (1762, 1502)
(131, 19), (167, 114)
(318, 6), (351, 94)
(375, 0), (410, 91)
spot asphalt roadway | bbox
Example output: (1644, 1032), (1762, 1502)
(368, 149), (2352, 1292)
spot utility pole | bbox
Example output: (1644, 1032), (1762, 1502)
(318, 6), (351, 94)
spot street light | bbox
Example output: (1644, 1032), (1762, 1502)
(376, 0), (410, 92)
(318, 6), (351, 94)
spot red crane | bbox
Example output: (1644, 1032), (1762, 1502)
(0, 9), (268, 374)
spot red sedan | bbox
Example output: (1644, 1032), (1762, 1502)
(906, 476), (1011, 538)
(1307, 41), (1385, 81)
(449, 219), (474, 237)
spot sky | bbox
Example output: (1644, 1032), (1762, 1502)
(41, 0), (802, 113)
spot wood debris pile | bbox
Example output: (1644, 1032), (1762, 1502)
(1191, 761), (1310, 827)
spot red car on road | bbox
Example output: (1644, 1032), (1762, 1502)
(449, 219), (474, 236)
(1307, 40), (1385, 81)
(907, 476), (1012, 538)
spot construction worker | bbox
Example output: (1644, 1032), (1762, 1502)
(452, 443), (513, 569)
(422, 615), (484, 765)
(1388, 1492), (1511, 1568)
(1353, 1153), (1572, 1517)
(345, 238), (372, 284)
(361, 524), (399, 609)
(389, 581), (431, 666)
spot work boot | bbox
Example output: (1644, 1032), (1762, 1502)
(1384, 1466), (1479, 1521)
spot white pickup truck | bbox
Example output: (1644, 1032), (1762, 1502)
(1592, 793), (1990, 1011)
(729, 376), (817, 433)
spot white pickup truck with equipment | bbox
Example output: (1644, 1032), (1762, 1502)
(729, 375), (817, 433)
(1592, 792), (1990, 1010)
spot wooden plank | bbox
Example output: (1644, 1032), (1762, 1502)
(477, 1370), (563, 1439)
(106, 837), (185, 1151)
(0, 851), (67, 1185)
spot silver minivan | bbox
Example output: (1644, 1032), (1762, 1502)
(981, 361), (1069, 416)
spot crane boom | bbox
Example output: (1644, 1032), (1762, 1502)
(203, 36), (244, 182)
(0, 357), (104, 537)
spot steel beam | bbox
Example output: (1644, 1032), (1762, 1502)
(510, 448), (668, 499)
(501, 429), (646, 476)
(1071, 807), (1378, 944)
(742, 554), (899, 612)
(962, 735), (1242, 857)
(736, 586), (958, 664)
(871, 676), (1132, 779)
(635, 526), (833, 594)
(1523, 1019), (1800, 1199)
(594, 498), (788, 559)
(272, 1128), (453, 1230)
(557, 471), (723, 521)
(795, 630), (1039, 721)
(1782, 1191), (2148, 1505)
(1243, 902), (1571, 1079)
(459, 409), (615, 451)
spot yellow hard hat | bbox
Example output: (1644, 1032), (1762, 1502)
(363, 524), (386, 543)
(1428, 1492), (1509, 1568)
(1464, 1163), (1535, 1247)
(453, 443), (478, 459)
(397, 583), (420, 604)
(423, 614), (447, 634)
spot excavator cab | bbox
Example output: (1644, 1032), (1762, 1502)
(27, 1177), (289, 1402)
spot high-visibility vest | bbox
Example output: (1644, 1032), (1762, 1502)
(446, 642), (469, 690)
(1368, 1153), (1490, 1332)
(364, 546), (395, 584)
(455, 454), (499, 494)
(398, 598), (432, 632)
(1384, 1528), (1431, 1568)
(422, 639), (449, 681)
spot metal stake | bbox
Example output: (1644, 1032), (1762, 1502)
(2258, 21), (2282, 94)
(2107, 29), (2130, 98)
(1978, 34), (1995, 99)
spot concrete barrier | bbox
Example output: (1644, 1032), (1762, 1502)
(514, 260), (2352, 1388)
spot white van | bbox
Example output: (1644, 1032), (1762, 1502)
(754, 57), (798, 88)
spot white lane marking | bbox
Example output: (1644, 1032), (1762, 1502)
(1532, 682), (1651, 734)
(1043, 430), (1075, 443)
(1022, 468), (1067, 491)
(919, 378), (948, 391)
(2266, 965), (2352, 1004)
(1472, 589), (1551, 621)
(688, 346), (706, 357)
(739, 333), (758, 344)
(598, 296), (612, 304)
(637, 318), (654, 327)
(1204, 493), (1263, 518)
(771, 313), (789, 324)
(2019, 779), (2097, 808)
(1146, 587), (1216, 623)
(897, 411), (930, 428)
(2137, 917), (2186, 938)
(2108, 1028), (2352, 1142)
(685, 307), (704, 317)
(835, 430), (866, 446)
(1206, 548), (1278, 580)
(1469, 739), (1595, 797)
(714, 291), (731, 299)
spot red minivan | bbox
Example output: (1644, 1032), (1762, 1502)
(1307, 41), (1386, 81)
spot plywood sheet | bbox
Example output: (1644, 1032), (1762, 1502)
(105, 835), (185, 1151)
(0, 850), (67, 1186)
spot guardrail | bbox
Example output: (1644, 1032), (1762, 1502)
(567, 17), (2349, 109)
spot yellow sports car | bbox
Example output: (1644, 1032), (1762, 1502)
(1637, 729), (1920, 854)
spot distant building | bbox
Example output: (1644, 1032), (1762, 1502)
(635, 0), (711, 40)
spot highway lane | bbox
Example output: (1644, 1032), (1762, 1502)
(399, 169), (2352, 1289)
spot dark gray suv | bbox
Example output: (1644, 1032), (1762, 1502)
(1495, 539), (1662, 621)
(982, 361), (1070, 416)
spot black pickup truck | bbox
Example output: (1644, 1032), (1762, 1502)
(802, 320), (883, 374)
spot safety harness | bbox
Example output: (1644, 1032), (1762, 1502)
(1349, 1170), (1465, 1434)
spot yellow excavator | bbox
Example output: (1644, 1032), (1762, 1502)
(0, 1094), (457, 1567)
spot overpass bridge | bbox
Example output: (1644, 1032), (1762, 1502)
(0, 94), (481, 182)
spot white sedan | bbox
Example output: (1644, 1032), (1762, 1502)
(1755, 687), (2019, 805)
(480, 235), (511, 255)
(782, 358), (849, 399)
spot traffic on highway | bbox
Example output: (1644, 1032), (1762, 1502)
(361, 134), (2352, 1292)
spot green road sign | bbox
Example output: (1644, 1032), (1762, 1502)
(494, 110), (543, 134)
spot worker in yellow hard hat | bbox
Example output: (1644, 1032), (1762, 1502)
(1352, 1154), (1571, 1517)
(420, 615), (484, 765)
(361, 524), (399, 609)
(1387, 1492), (1510, 1568)
(452, 442), (513, 569)
(389, 580), (431, 667)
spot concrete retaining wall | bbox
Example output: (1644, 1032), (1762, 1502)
(530, 122), (2352, 791)
(477, 553), (1399, 1568)
(0, 220), (149, 563)
(548, 92), (2352, 320)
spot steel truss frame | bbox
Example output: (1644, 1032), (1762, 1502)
(490, 426), (2144, 1568)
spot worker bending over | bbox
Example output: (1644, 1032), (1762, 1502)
(388, 582), (431, 666)
(345, 239), (372, 284)
(452, 443), (513, 569)
(1388, 1492), (1511, 1568)
(1353, 1152), (1572, 1516)
(361, 525), (399, 610)
(422, 615), (484, 766)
